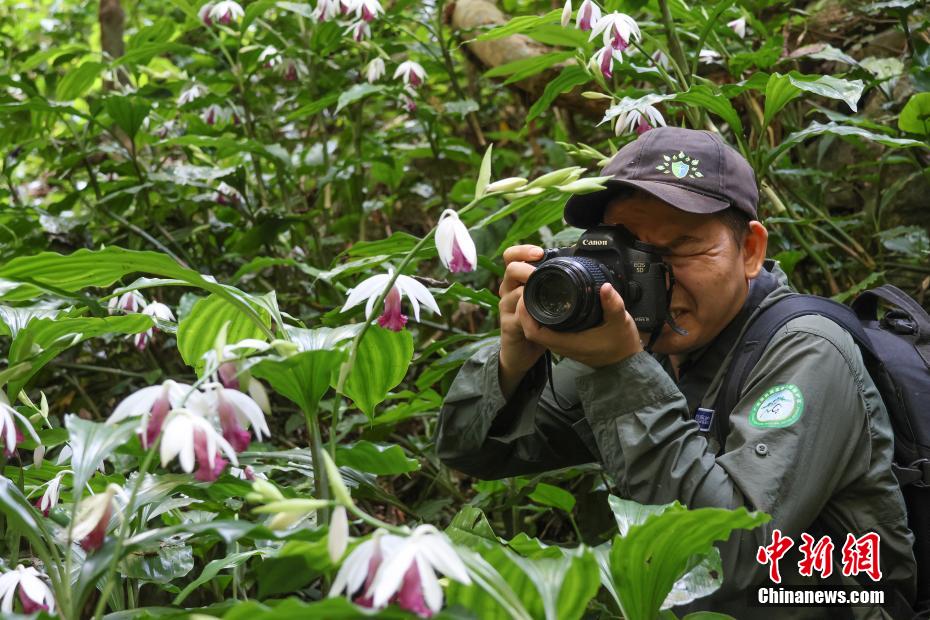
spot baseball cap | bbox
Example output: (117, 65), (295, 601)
(563, 127), (759, 228)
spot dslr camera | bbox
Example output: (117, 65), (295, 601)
(523, 226), (673, 333)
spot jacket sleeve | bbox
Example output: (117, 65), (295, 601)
(435, 340), (602, 479)
(576, 317), (872, 594)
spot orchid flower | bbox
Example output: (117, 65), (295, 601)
(0, 392), (40, 457)
(108, 290), (147, 314)
(353, 0), (383, 22)
(209, 0), (243, 24)
(435, 210), (477, 273)
(593, 45), (624, 79)
(215, 181), (243, 205)
(590, 12), (640, 51)
(328, 505), (350, 562)
(366, 58), (385, 83)
(330, 530), (402, 607)
(258, 45), (280, 68)
(0, 565), (56, 614)
(201, 103), (229, 126)
(178, 83), (207, 106)
(160, 408), (239, 481)
(575, 0), (600, 31)
(727, 16), (747, 38)
(71, 483), (123, 551)
(108, 380), (194, 448)
(135, 301), (175, 351)
(560, 0), (572, 27)
(198, 2), (215, 25)
(314, 0), (339, 21)
(34, 470), (68, 517)
(393, 61), (426, 88)
(341, 269), (441, 332)
(202, 382), (270, 453)
(612, 98), (667, 135)
(699, 48), (722, 64)
(345, 20), (371, 42)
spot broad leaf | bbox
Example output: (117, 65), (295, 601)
(899, 92), (930, 136)
(674, 85), (744, 137)
(177, 293), (271, 373)
(173, 549), (267, 604)
(339, 326), (413, 418)
(56, 61), (105, 100)
(527, 65), (590, 123)
(121, 544), (195, 584)
(250, 349), (345, 415)
(529, 482), (576, 513)
(767, 121), (928, 168)
(335, 440), (419, 475)
(607, 501), (768, 620)
(105, 95), (152, 140)
(66, 415), (138, 492)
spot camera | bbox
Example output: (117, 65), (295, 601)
(523, 226), (673, 332)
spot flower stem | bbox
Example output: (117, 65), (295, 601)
(92, 444), (159, 620)
(306, 408), (331, 523)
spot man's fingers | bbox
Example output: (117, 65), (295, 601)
(600, 283), (627, 318)
(498, 262), (536, 297)
(498, 287), (522, 315)
(502, 244), (544, 266)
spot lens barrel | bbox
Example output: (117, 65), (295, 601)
(524, 257), (609, 331)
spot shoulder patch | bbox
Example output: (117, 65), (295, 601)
(749, 384), (804, 428)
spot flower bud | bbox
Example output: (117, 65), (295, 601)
(525, 166), (585, 189)
(581, 91), (614, 100)
(484, 177), (528, 193)
(503, 187), (546, 201)
(321, 451), (354, 507)
(252, 479), (285, 502)
(555, 176), (614, 194)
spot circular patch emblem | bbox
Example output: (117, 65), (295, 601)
(749, 384), (804, 428)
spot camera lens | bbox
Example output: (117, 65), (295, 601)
(524, 257), (609, 331)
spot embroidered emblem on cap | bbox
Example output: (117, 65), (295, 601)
(655, 151), (704, 179)
(749, 384), (804, 428)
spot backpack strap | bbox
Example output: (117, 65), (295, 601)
(711, 294), (873, 453)
(852, 284), (930, 369)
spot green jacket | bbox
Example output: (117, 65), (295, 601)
(436, 262), (916, 618)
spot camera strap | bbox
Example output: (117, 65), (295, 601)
(544, 350), (574, 411)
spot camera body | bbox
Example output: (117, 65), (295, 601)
(523, 226), (672, 332)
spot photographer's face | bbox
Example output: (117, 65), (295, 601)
(602, 192), (766, 356)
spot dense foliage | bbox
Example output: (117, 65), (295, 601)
(0, 0), (927, 617)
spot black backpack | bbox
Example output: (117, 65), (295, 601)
(714, 284), (930, 614)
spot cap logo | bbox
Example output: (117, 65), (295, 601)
(656, 151), (703, 179)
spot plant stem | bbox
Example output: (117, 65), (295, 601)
(306, 408), (331, 524)
(657, 0), (691, 87)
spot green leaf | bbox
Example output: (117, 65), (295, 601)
(475, 143), (493, 199)
(335, 83), (384, 113)
(177, 293), (271, 373)
(674, 85), (743, 137)
(0, 246), (272, 341)
(527, 66), (590, 123)
(120, 544), (194, 584)
(766, 121), (928, 168)
(763, 72), (802, 128)
(335, 440), (419, 475)
(484, 51), (574, 84)
(0, 478), (61, 589)
(504, 546), (600, 620)
(105, 95), (152, 140)
(787, 73), (864, 113)
(529, 482), (576, 513)
(55, 61), (105, 100)
(446, 505), (499, 548)
(446, 547), (533, 620)
(607, 501), (768, 620)
(221, 596), (412, 619)
(6, 314), (152, 395)
(476, 10), (560, 41)
(66, 415), (138, 492)
(22, 44), (88, 71)
(173, 549), (266, 604)
(339, 326), (413, 419)
(285, 92), (341, 121)
(898, 92), (930, 136)
(250, 349), (345, 415)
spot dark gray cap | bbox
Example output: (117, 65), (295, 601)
(564, 127), (758, 228)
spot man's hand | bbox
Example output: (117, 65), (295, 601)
(498, 245), (548, 398)
(517, 282), (644, 368)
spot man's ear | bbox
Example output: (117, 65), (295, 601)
(742, 221), (768, 279)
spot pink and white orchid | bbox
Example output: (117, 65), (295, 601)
(593, 45), (623, 79)
(108, 290), (147, 314)
(330, 526), (471, 617)
(71, 483), (123, 551)
(0, 565), (56, 614)
(314, 0), (339, 21)
(393, 61), (427, 88)
(208, 0), (243, 25)
(353, 0), (383, 22)
(561, 0), (572, 28)
(135, 301), (175, 351)
(0, 392), (40, 457)
(435, 210), (477, 273)
(201, 104), (229, 126)
(35, 471), (67, 517)
(178, 83), (207, 106)
(575, 0), (600, 31)
(727, 16), (747, 38)
(203, 382), (270, 453)
(590, 12), (640, 51)
(612, 98), (667, 135)
(366, 58), (385, 83)
(108, 380), (194, 449)
(345, 20), (371, 42)
(341, 269), (441, 332)
(160, 408), (239, 481)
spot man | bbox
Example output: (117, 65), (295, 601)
(436, 127), (916, 617)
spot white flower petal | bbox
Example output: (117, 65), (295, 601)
(417, 554), (444, 613)
(371, 542), (417, 607)
(222, 389), (269, 439)
(328, 506), (349, 562)
(396, 275), (440, 320)
(418, 534), (471, 584)
(107, 385), (162, 425)
(342, 273), (390, 313)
